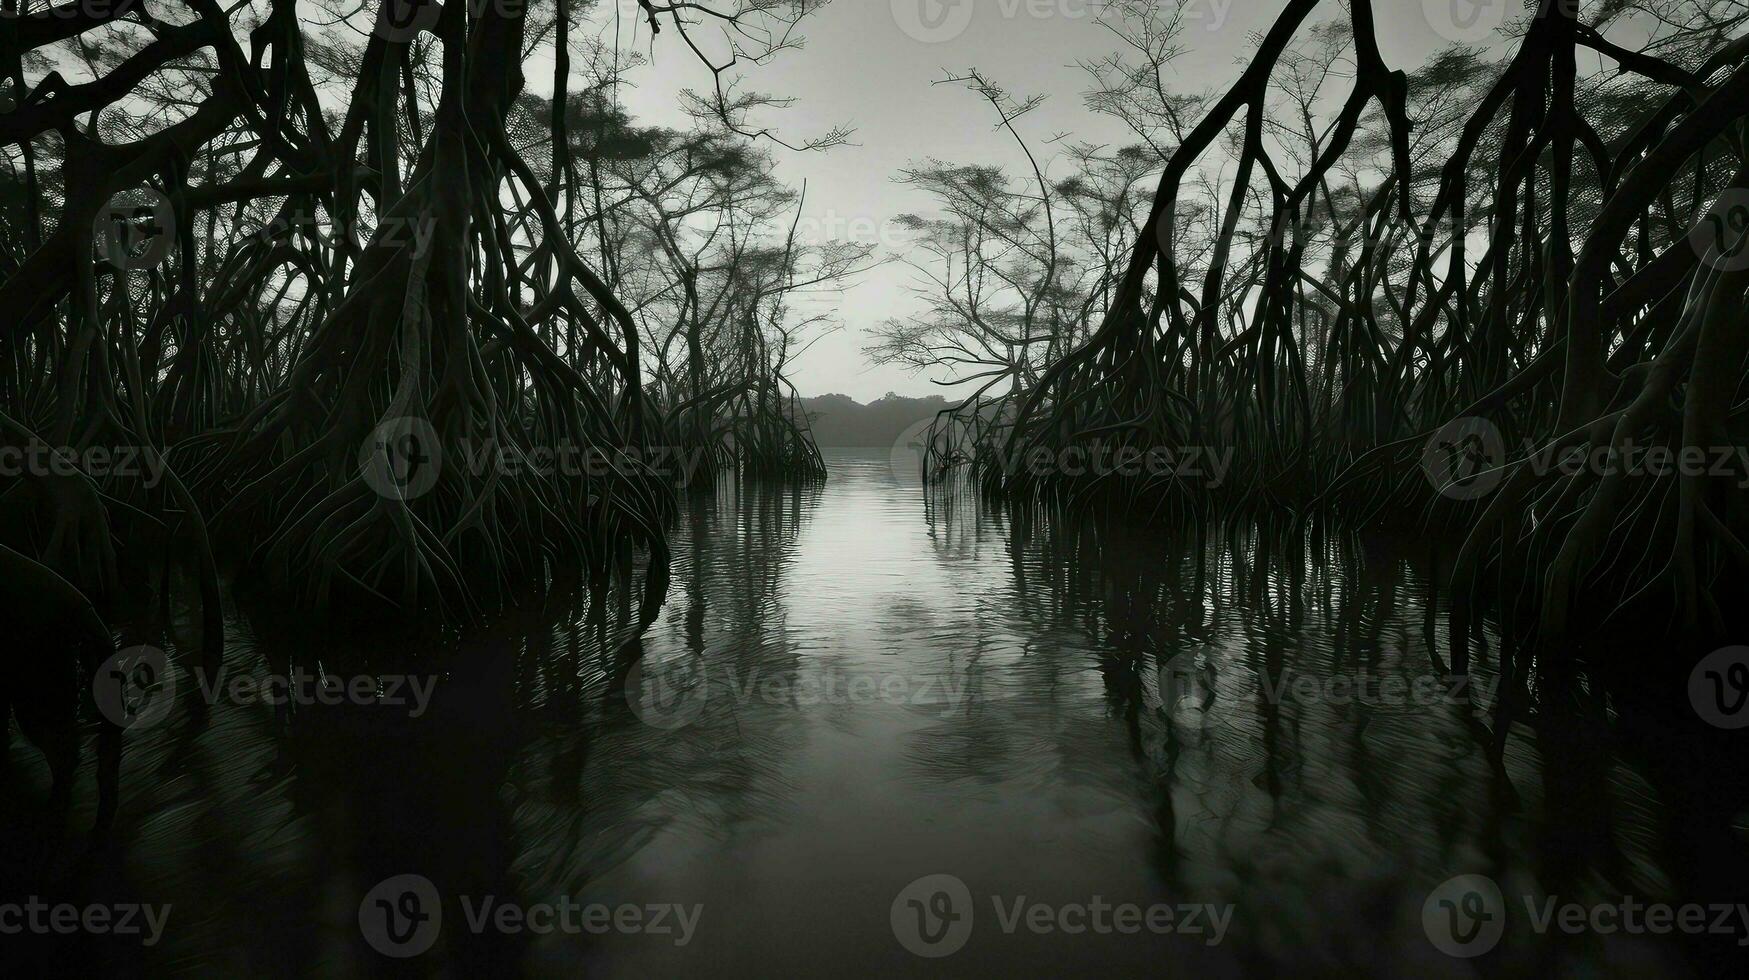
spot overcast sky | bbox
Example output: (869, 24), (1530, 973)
(593, 0), (1506, 401)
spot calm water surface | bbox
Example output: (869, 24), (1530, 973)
(5, 450), (1741, 977)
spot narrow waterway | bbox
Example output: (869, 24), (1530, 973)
(4, 450), (1732, 977)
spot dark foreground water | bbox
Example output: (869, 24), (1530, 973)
(5, 450), (1747, 977)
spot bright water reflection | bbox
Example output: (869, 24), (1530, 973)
(5, 450), (1742, 977)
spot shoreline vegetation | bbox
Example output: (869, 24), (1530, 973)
(0, 2), (857, 655)
(878, 1), (1749, 672)
(2, 0), (1747, 834)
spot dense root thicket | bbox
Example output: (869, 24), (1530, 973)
(911, 0), (1749, 662)
(0, 1), (842, 655)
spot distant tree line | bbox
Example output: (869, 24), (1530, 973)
(800, 393), (950, 447)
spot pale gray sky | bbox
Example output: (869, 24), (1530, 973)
(593, 1), (1496, 400)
